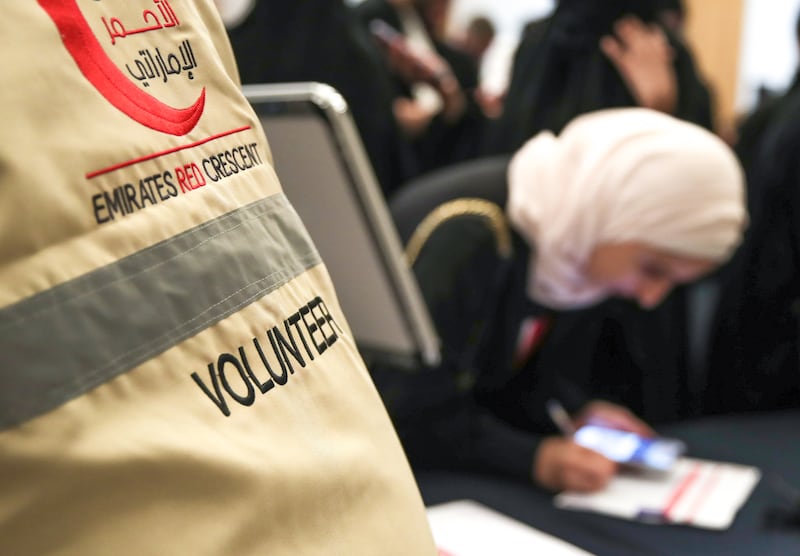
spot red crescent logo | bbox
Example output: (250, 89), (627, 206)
(38, 0), (205, 136)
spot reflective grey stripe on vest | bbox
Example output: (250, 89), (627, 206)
(0, 193), (322, 431)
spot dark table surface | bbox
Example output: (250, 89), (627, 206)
(417, 410), (800, 556)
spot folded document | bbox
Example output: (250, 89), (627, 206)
(554, 457), (761, 530)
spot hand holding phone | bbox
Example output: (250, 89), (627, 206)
(368, 19), (452, 87)
(368, 19), (403, 48)
(573, 424), (686, 472)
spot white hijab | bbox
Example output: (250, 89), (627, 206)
(506, 108), (747, 310)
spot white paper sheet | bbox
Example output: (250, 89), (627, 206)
(554, 457), (761, 530)
(426, 499), (596, 556)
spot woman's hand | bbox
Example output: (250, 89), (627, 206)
(393, 97), (435, 137)
(534, 436), (618, 492)
(600, 15), (678, 115)
(533, 400), (654, 492)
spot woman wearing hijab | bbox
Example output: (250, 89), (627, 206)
(479, 0), (717, 427)
(392, 108), (746, 492)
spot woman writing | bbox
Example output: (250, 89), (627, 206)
(386, 107), (746, 492)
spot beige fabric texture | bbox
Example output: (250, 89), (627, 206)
(0, 2), (436, 554)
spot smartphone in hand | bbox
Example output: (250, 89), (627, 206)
(368, 18), (448, 87)
(574, 424), (686, 472)
(369, 19), (403, 47)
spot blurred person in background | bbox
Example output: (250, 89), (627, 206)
(221, 0), (418, 197)
(454, 14), (496, 64)
(353, 0), (487, 175)
(703, 7), (800, 417)
(484, 0), (712, 154)
(452, 15), (502, 118)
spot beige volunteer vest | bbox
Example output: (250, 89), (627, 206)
(0, 2), (436, 554)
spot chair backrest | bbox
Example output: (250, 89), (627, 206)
(243, 82), (441, 369)
(374, 155), (517, 424)
(388, 154), (512, 244)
